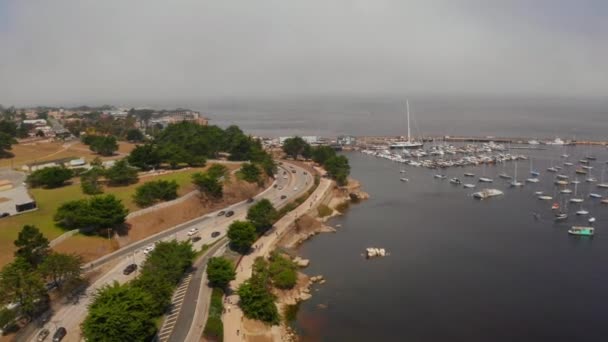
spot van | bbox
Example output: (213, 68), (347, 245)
(52, 327), (66, 342)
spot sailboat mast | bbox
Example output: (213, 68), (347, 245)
(406, 100), (411, 142)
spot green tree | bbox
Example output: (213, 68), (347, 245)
(126, 129), (144, 142)
(0, 120), (18, 137)
(39, 252), (83, 289)
(207, 163), (229, 180)
(324, 155), (351, 186)
(206, 257), (236, 289)
(238, 163), (262, 183)
(192, 172), (223, 199)
(26, 166), (74, 188)
(237, 258), (279, 324)
(281, 136), (309, 159)
(246, 199), (277, 233)
(80, 166), (104, 195)
(17, 123), (32, 139)
(133, 180), (178, 207)
(312, 145), (337, 165)
(105, 159), (139, 186)
(268, 253), (297, 289)
(0, 258), (48, 320)
(82, 282), (156, 342)
(258, 156), (277, 177)
(128, 144), (161, 171)
(54, 195), (128, 233)
(87, 135), (119, 156)
(13, 225), (49, 266)
(227, 221), (256, 254)
(0, 132), (16, 157)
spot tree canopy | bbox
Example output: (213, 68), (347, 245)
(206, 257), (236, 289)
(83, 135), (119, 156)
(247, 199), (277, 233)
(54, 195), (128, 233)
(227, 221), (257, 254)
(26, 166), (73, 188)
(237, 258), (279, 324)
(105, 159), (139, 186)
(133, 180), (178, 207)
(128, 144), (161, 171)
(14, 225), (49, 267)
(324, 155), (351, 186)
(39, 252), (83, 289)
(238, 163), (262, 184)
(80, 166), (104, 195)
(126, 129), (145, 142)
(192, 171), (223, 200)
(0, 258), (48, 319)
(282, 136), (309, 159)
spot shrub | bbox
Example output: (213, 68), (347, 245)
(26, 166), (73, 188)
(133, 180), (178, 207)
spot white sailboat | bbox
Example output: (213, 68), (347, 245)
(530, 158), (540, 177)
(389, 100), (423, 150)
(510, 161), (523, 187)
(597, 164), (608, 188)
(570, 181), (583, 203)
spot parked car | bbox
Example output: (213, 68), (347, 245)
(293, 187), (298, 191)
(280, 195), (287, 200)
(225, 210), (234, 217)
(0, 212), (9, 218)
(291, 169), (296, 173)
(123, 263), (137, 275)
(52, 327), (66, 342)
(191, 236), (202, 242)
(143, 244), (155, 255)
(246, 198), (254, 203)
(217, 211), (226, 216)
(37, 329), (50, 341)
(187, 228), (199, 236)
(211, 231), (220, 238)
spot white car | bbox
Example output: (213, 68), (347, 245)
(143, 245), (155, 255)
(278, 186), (283, 190)
(187, 228), (199, 236)
(293, 187), (298, 191)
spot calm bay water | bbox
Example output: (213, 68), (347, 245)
(294, 147), (608, 342)
(198, 96), (608, 139)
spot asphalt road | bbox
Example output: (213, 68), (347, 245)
(25, 162), (312, 342)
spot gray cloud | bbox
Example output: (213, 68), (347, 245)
(0, 0), (607, 106)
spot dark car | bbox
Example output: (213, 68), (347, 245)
(217, 211), (226, 216)
(225, 210), (234, 217)
(0, 212), (9, 218)
(246, 198), (254, 203)
(191, 236), (202, 242)
(280, 195), (287, 200)
(123, 264), (137, 275)
(291, 169), (296, 173)
(52, 327), (66, 342)
(211, 231), (220, 238)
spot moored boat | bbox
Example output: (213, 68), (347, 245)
(473, 188), (503, 199)
(568, 226), (594, 236)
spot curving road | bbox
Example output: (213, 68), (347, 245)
(25, 162), (313, 342)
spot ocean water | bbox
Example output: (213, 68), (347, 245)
(294, 147), (608, 342)
(198, 96), (608, 139)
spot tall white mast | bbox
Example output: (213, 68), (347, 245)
(406, 100), (411, 142)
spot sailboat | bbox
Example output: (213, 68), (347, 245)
(576, 205), (589, 216)
(529, 158), (540, 177)
(389, 100), (423, 150)
(510, 161), (523, 187)
(547, 158), (558, 173)
(569, 181), (583, 203)
(596, 165), (608, 188)
(478, 164), (493, 183)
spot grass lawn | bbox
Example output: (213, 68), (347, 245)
(0, 165), (233, 267)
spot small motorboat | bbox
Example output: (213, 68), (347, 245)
(498, 173), (512, 180)
(575, 168), (588, 175)
(551, 203), (560, 210)
(478, 177), (493, 183)
(463, 183), (476, 189)
(450, 178), (462, 185)
(568, 226), (594, 236)
(400, 170), (406, 174)
(530, 171), (541, 176)
(526, 178), (540, 183)
(589, 217), (596, 224)
(400, 178), (409, 182)
(564, 162), (574, 166)
(556, 174), (569, 180)
(510, 181), (524, 187)
(560, 189), (573, 194)
(547, 167), (558, 173)
(538, 195), (553, 201)
(535, 191), (544, 196)
(586, 177), (597, 183)
(576, 209), (589, 216)
(602, 199), (608, 205)
(555, 213), (568, 221)
(570, 198), (584, 203)
(434, 174), (446, 179)
(589, 193), (603, 199)
(554, 180), (568, 186)
(464, 173), (476, 177)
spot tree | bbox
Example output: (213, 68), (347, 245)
(0, 120), (18, 137)
(0, 258), (47, 320)
(192, 172), (223, 199)
(82, 282), (156, 342)
(239, 163), (261, 183)
(0, 132), (17, 158)
(26, 166), (73, 188)
(80, 166), (104, 195)
(17, 123), (32, 138)
(207, 163), (229, 180)
(54, 195), (128, 233)
(324, 155), (351, 186)
(126, 129), (144, 142)
(128, 144), (161, 171)
(247, 199), (277, 233)
(105, 159), (138, 186)
(206, 257), (236, 289)
(237, 258), (279, 324)
(281, 136), (309, 159)
(133, 180), (178, 207)
(85, 135), (119, 156)
(39, 253), (82, 288)
(268, 253), (297, 289)
(312, 146), (337, 165)
(227, 221), (256, 254)
(14, 225), (50, 267)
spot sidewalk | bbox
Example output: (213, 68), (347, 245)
(222, 177), (334, 342)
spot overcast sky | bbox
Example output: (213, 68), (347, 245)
(1, 0), (607, 107)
